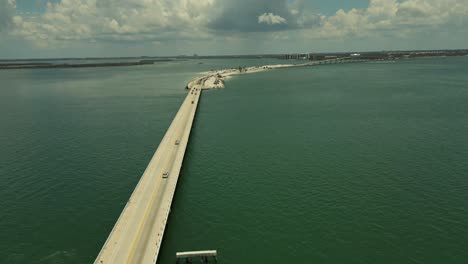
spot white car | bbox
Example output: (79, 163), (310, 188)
(162, 171), (169, 178)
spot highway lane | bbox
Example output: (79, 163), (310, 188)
(95, 88), (201, 264)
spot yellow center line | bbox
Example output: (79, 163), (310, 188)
(125, 94), (193, 264)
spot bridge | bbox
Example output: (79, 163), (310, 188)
(95, 87), (201, 264)
(297, 57), (370, 67)
(94, 58), (370, 264)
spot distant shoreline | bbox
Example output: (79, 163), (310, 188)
(0, 59), (182, 70)
(1, 49), (467, 62)
(1, 50), (467, 70)
(186, 53), (468, 90)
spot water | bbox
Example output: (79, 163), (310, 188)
(1, 57), (468, 263)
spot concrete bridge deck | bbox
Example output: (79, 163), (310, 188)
(94, 58), (368, 264)
(95, 87), (201, 264)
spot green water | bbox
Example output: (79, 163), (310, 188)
(1, 58), (468, 263)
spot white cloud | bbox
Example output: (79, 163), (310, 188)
(258, 13), (288, 25)
(4, 0), (468, 50)
(0, 0), (16, 32)
(10, 0), (216, 47)
(290, 9), (299, 16)
(306, 0), (468, 39)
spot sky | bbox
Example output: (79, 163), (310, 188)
(0, 0), (467, 59)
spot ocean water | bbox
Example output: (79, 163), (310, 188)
(1, 57), (468, 263)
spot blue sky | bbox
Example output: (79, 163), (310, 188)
(1, 0), (467, 59)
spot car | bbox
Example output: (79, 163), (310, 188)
(162, 171), (169, 178)
(175, 140), (180, 145)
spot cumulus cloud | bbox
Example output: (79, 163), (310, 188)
(207, 0), (317, 32)
(11, 0), (215, 46)
(5, 0), (468, 48)
(307, 0), (468, 39)
(0, 0), (15, 32)
(258, 13), (287, 25)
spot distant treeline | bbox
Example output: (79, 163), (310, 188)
(280, 49), (468, 61)
(0, 59), (179, 70)
(1, 49), (467, 69)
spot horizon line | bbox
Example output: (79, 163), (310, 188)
(1, 48), (468, 61)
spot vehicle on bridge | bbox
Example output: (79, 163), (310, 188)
(162, 171), (169, 178)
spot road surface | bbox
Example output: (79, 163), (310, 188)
(95, 88), (201, 264)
